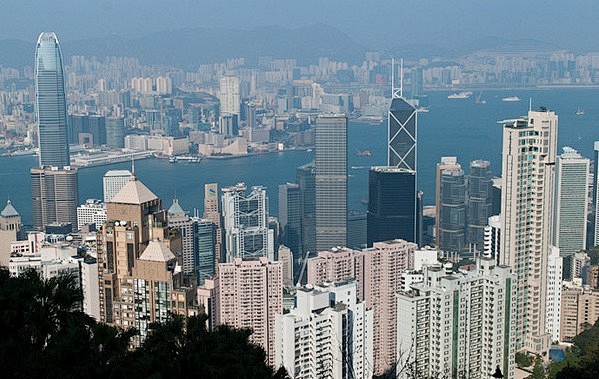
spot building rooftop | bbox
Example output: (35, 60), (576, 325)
(1, 200), (19, 218)
(110, 175), (158, 205)
(139, 240), (175, 262)
(168, 198), (186, 216)
(104, 169), (132, 177)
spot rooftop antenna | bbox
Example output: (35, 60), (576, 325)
(400, 57), (404, 98)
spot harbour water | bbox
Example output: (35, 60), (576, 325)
(2, 88), (598, 226)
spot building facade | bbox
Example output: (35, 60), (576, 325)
(31, 166), (78, 231)
(315, 115), (348, 251)
(102, 170), (132, 203)
(467, 160), (493, 252)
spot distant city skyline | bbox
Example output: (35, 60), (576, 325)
(0, 1), (598, 53)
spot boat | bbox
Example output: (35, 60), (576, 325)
(448, 91), (473, 99)
(502, 96), (521, 102)
(576, 107), (584, 116)
(356, 150), (372, 157)
(475, 91), (486, 104)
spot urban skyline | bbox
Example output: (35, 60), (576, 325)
(1, 11), (599, 379)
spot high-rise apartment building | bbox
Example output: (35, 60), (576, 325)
(553, 147), (589, 258)
(219, 76), (241, 115)
(546, 246), (563, 343)
(76, 199), (107, 230)
(203, 183), (223, 264)
(35, 32), (70, 168)
(315, 115), (347, 251)
(213, 257), (282, 366)
(560, 283), (599, 342)
(438, 167), (466, 252)
(483, 215), (501, 262)
(307, 239), (418, 375)
(467, 160), (493, 252)
(31, 166), (78, 231)
(96, 174), (196, 342)
(396, 258), (516, 379)
(500, 108), (558, 353)
(367, 167), (417, 246)
(275, 280), (374, 379)
(103, 170), (132, 203)
(222, 183), (272, 262)
(593, 141), (599, 248)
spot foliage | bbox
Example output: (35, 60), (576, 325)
(0, 267), (283, 379)
(516, 351), (534, 368)
(548, 319), (599, 379)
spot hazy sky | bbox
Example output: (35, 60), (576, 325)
(1, 0), (598, 51)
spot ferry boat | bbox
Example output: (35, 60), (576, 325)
(447, 91), (473, 99)
(502, 96), (521, 102)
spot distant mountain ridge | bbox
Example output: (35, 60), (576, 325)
(0, 26), (565, 69)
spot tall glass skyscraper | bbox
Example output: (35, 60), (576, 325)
(388, 97), (417, 170)
(35, 32), (69, 168)
(315, 115), (347, 251)
(467, 160), (493, 252)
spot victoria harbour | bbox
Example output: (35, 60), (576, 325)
(3, 87), (597, 227)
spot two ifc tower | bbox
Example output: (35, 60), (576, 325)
(31, 32), (78, 232)
(367, 59), (421, 247)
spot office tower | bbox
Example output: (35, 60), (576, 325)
(214, 257), (282, 366)
(0, 200), (21, 266)
(315, 115), (347, 251)
(388, 92), (417, 171)
(347, 211), (367, 249)
(593, 141), (599, 248)
(307, 239), (418, 375)
(560, 283), (599, 341)
(219, 76), (240, 115)
(553, 147), (589, 260)
(396, 258), (516, 379)
(203, 183), (223, 264)
(434, 157), (461, 247)
(367, 167), (417, 246)
(500, 108), (558, 353)
(76, 199), (107, 230)
(221, 183), (272, 262)
(275, 281), (374, 379)
(546, 246), (563, 343)
(410, 67), (423, 97)
(97, 174), (195, 341)
(483, 215), (501, 262)
(296, 162), (316, 257)
(278, 183), (302, 259)
(218, 114), (238, 137)
(35, 32), (69, 167)
(102, 170), (132, 203)
(467, 160), (493, 252)
(277, 245), (294, 288)
(106, 117), (125, 148)
(438, 167), (466, 253)
(168, 198), (216, 284)
(31, 167), (78, 231)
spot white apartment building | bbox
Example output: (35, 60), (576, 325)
(77, 199), (107, 230)
(546, 246), (563, 343)
(275, 280), (374, 379)
(396, 258), (516, 379)
(500, 109), (558, 353)
(102, 170), (132, 203)
(219, 76), (240, 115)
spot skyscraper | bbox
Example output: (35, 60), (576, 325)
(592, 141), (599, 248)
(31, 166), (78, 231)
(203, 183), (223, 264)
(467, 160), (493, 252)
(221, 183), (272, 262)
(278, 183), (302, 261)
(367, 166), (417, 245)
(35, 32), (69, 167)
(315, 115), (347, 251)
(388, 96), (417, 170)
(553, 147), (589, 259)
(0, 200), (21, 266)
(219, 76), (240, 115)
(438, 167), (466, 253)
(31, 33), (78, 231)
(435, 157), (461, 247)
(103, 170), (132, 203)
(296, 162), (316, 256)
(500, 108), (558, 353)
